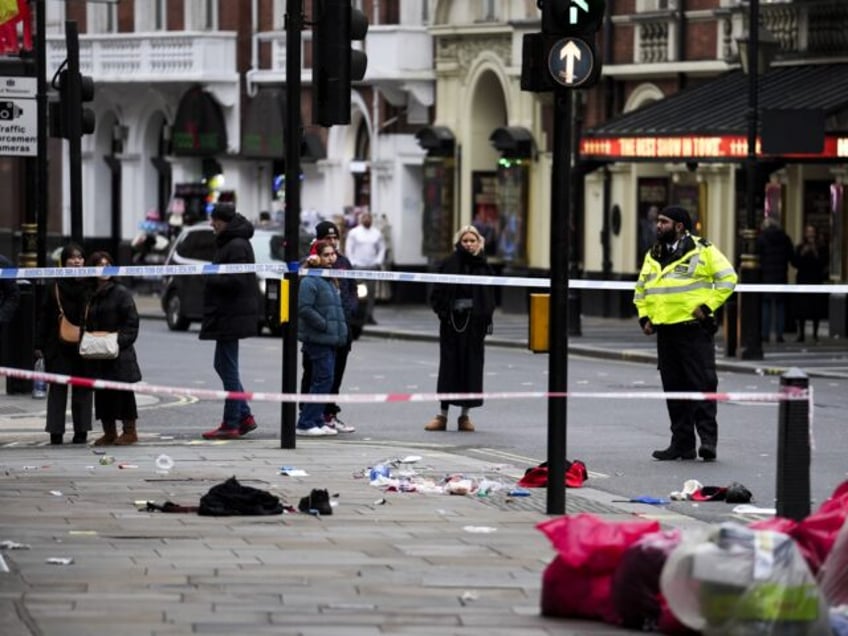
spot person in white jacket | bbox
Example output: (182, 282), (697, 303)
(345, 212), (385, 324)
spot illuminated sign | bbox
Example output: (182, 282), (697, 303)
(580, 134), (848, 160)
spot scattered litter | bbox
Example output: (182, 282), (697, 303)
(158, 435), (174, 441)
(154, 454), (174, 473)
(67, 531), (97, 536)
(612, 496), (670, 505)
(373, 498), (387, 505)
(298, 489), (332, 516)
(49, 490), (62, 497)
(369, 464), (391, 481)
(447, 479), (474, 495)
(279, 466), (308, 477)
(0, 541), (30, 550)
(134, 500), (153, 511)
(21, 465), (39, 471)
(45, 557), (74, 565)
(91, 449), (106, 455)
(0, 555), (7, 573)
(463, 526), (498, 534)
(459, 590), (479, 605)
(99, 456), (115, 465)
(732, 504), (777, 515)
(507, 488), (532, 497)
(118, 463), (138, 470)
(670, 479), (703, 501)
(398, 455), (422, 464)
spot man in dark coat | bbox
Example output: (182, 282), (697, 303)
(755, 217), (794, 343)
(200, 203), (259, 440)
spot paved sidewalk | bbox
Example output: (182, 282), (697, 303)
(0, 438), (703, 636)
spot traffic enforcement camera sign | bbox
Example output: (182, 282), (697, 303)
(0, 76), (37, 157)
(547, 37), (596, 88)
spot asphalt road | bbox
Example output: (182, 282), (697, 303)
(131, 317), (848, 526)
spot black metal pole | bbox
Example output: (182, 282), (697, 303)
(775, 368), (811, 520)
(65, 21), (83, 244)
(738, 0), (763, 360)
(281, 0), (303, 449)
(546, 89), (571, 516)
(35, 0), (48, 268)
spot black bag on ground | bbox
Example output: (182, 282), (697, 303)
(198, 476), (284, 516)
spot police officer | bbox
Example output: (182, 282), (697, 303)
(634, 206), (737, 462)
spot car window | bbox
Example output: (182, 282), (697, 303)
(176, 230), (217, 262)
(252, 232), (286, 263)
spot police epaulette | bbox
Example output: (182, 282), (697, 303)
(697, 237), (712, 247)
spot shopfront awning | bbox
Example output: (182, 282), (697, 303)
(581, 64), (848, 162)
(489, 126), (535, 159)
(241, 87), (326, 162)
(172, 87), (228, 157)
(415, 125), (455, 157)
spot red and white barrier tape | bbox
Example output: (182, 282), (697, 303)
(0, 366), (810, 405)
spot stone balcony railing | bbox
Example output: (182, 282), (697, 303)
(45, 32), (238, 83)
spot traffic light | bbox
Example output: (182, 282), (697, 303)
(542, 0), (605, 36)
(312, 0), (368, 127)
(522, 0), (606, 91)
(49, 69), (95, 139)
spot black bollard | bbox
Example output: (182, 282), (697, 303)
(775, 368), (811, 520)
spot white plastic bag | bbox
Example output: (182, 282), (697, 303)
(660, 522), (830, 636)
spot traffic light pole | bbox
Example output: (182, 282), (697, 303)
(546, 88), (572, 516)
(65, 21), (83, 244)
(281, 0), (303, 449)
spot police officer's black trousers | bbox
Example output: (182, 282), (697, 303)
(656, 322), (718, 451)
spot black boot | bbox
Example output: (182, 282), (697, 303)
(651, 446), (696, 461)
(49, 433), (62, 445)
(71, 431), (88, 444)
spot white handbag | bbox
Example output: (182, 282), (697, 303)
(79, 330), (119, 360)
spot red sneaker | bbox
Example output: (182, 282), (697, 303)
(202, 424), (241, 440)
(239, 414), (257, 436)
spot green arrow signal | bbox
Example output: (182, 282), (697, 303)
(570, 0), (589, 24)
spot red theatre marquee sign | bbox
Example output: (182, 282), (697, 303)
(580, 134), (848, 160)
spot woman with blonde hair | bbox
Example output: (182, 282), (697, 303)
(425, 225), (495, 432)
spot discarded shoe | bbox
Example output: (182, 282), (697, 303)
(457, 415), (475, 432)
(652, 446), (696, 461)
(425, 414), (447, 431)
(699, 445), (717, 462)
(239, 414), (257, 436)
(298, 488), (332, 515)
(202, 424), (241, 440)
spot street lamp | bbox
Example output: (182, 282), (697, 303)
(735, 0), (779, 360)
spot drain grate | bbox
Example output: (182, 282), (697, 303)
(474, 491), (624, 514)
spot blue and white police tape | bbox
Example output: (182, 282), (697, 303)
(0, 262), (844, 293)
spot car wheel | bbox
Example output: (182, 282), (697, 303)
(165, 293), (191, 331)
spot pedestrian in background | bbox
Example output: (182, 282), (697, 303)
(34, 243), (93, 445)
(297, 239), (349, 437)
(345, 211), (385, 325)
(200, 203), (259, 440)
(0, 252), (20, 377)
(634, 206), (737, 462)
(793, 224), (829, 342)
(84, 251), (142, 446)
(426, 225), (495, 433)
(299, 220), (356, 432)
(755, 217), (794, 343)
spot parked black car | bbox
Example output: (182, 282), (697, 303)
(160, 224), (367, 338)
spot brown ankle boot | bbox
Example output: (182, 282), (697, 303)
(424, 414), (447, 431)
(114, 421), (138, 446)
(93, 421), (118, 446)
(457, 415), (475, 432)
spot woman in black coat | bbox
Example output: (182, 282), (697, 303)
(34, 243), (93, 445)
(425, 225), (495, 432)
(793, 224), (829, 342)
(84, 251), (142, 445)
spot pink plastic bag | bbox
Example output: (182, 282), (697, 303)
(537, 513), (660, 623)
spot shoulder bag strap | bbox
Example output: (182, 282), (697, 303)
(54, 283), (65, 316)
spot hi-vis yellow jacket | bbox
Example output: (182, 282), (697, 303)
(634, 235), (737, 325)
